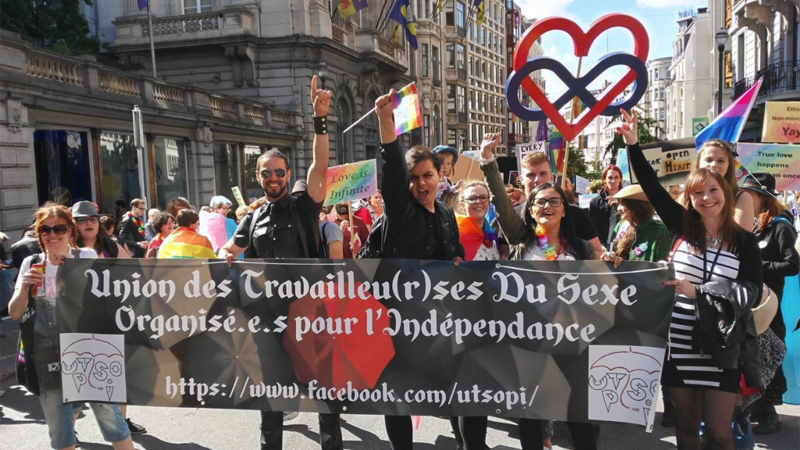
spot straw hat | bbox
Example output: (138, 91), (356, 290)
(610, 185), (649, 202)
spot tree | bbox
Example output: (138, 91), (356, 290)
(0, 0), (105, 55)
(603, 109), (665, 164)
(563, 144), (590, 180)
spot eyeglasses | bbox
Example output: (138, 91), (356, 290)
(76, 217), (99, 224)
(465, 195), (489, 204)
(260, 168), (287, 179)
(532, 197), (563, 208)
(38, 224), (69, 235)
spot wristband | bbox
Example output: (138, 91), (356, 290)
(313, 116), (327, 135)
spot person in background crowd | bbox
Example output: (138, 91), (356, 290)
(438, 188), (465, 216)
(113, 199), (126, 228)
(157, 209), (215, 259)
(669, 185), (683, 201)
(621, 109), (763, 450)
(236, 206), (250, 224)
(605, 185), (670, 263)
(146, 212), (175, 259)
(486, 141), (602, 258)
(588, 179), (603, 194)
(506, 185), (523, 206)
(374, 88), (465, 450)
(741, 173), (800, 434)
(589, 164), (623, 250)
(204, 196), (238, 253)
(165, 197), (191, 219)
(457, 180), (500, 262)
(99, 215), (131, 257)
(691, 139), (754, 229)
(118, 199), (148, 258)
(293, 180), (344, 260)
(219, 76), (340, 450)
(9, 205), (135, 450)
(367, 190), (384, 222)
(143, 208), (160, 241)
(11, 220), (41, 272)
(351, 198), (373, 231)
(0, 231), (11, 313)
(327, 201), (367, 259)
(432, 145), (458, 199)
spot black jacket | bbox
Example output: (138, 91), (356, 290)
(119, 214), (146, 257)
(589, 188), (615, 247)
(11, 235), (40, 271)
(379, 139), (464, 261)
(754, 211), (800, 300)
(628, 143), (763, 388)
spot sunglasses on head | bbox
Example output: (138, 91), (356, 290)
(39, 224), (69, 235)
(260, 168), (287, 179)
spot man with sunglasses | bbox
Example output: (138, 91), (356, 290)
(219, 76), (338, 450)
(119, 198), (149, 258)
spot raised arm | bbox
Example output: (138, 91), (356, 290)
(376, 90), (412, 221)
(479, 133), (528, 245)
(618, 109), (683, 233)
(306, 75), (332, 204)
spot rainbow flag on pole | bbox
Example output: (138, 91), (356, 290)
(158, 227), (216, 259)
(393, 83), (422, 135)
(695, 78), (763, 149)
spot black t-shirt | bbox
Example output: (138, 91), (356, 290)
(232, 192), (322, 258)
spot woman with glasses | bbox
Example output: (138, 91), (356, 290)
(479, 132), (597, 450)
(9, 204), (134, 450)
(457, 180), (500, 262)
(619, 109), (763, 450)
(73, 202), (127, 259)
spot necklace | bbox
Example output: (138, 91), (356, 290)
(535, 226), (566, 260)
(706, 235), (722, 248)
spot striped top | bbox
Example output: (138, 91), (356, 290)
(668, 240), (740, 388)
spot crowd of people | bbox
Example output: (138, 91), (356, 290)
(1, 76), (800, 450)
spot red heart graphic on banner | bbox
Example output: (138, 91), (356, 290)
(513, 14), (649, 142)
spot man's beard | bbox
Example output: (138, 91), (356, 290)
(336, 205), (348, 215)
(264, 183), (287, 200)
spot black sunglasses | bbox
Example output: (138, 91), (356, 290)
(260, 168), (287, 179)
(76, 217), (99, 224)
(39, 224), (69, 235)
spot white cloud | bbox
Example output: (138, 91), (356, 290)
(515, 0), (575, 21)
(636, 0), (698, 7)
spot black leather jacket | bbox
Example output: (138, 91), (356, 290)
(754, 211), (800, 300)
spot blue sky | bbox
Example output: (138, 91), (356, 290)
(513, 0), (709, 99)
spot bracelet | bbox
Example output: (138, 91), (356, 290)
(313, 116), (327, 135)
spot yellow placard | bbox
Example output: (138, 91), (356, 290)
(762, 101), (800, 143)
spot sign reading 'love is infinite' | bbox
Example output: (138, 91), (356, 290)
(506, 14), (650, 143)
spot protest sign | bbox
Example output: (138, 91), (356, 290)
(516, 141), (547, 174)
(57, 258), (673, 428)
(575, 176), (589, 195)
(626, 138), (696, 188)
(762, 101), (800, 143)
(692, 118), (708, 137)
(736, 143), (800, 191)
(60, 333), (127, 403)
(616, 148), (630, 182)
(451, 153), (483, 182)
(579, 194), (597, 209)
(231, 186), (247, 208)
(324, 160), (377, 206)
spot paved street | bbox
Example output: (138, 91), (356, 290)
(2, 384), (798, 450)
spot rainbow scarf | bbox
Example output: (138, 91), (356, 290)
(157, 227), (216, 259)
(125, 212), (145, 237)
(535, 226), (566, 260)
(456, 215), (498, 261)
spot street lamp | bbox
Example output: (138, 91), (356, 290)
(715, 28), (729, 114)
(318, 62), (328, 90)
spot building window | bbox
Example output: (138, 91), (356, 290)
(447, 85), (457, 113)
(183, 0), (213, 14)
(446, 1), (455, 26)
(34, 130), (92, 207)
(153, 137), (189, 210)
(99, 132), (139, 212)
(335, 100), (352, 164)
(456, 2), (465, 29)
(457, 85), (466, 112)
(423, 115), (431, 147)
(447, 43), (455, 68)
(433, 105), (442, 144)
(432, 46), (441, 81)
(448, 129), (457, 146)
(422, 44), (429, 77)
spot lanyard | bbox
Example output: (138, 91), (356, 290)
(701, 244), (723, 283)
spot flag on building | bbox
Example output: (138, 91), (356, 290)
(338, 0), (368, 18)
(695, 78), (763, 149)
(535, 120), (548, 142)
(389, 0), (418, 50)
(393, 83), (423, 135)
(138, 0), (148, 10)
(391, 25), (400, 43)
(158, 228), (216, 259)
(474, 0), (486, 27)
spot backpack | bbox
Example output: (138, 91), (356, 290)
(359, 214), (392, 259)
(318, 222), (330, 259)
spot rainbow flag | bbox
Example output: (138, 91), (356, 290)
(158, 227), (216, 259)
(549, 128), (564, 173)
(393, 83), (422, 135)
(695, 78), (763, 149)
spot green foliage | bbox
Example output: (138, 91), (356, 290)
(564, 144), (589, 180)
(0, 0), (105, 55)
(603, 110), (665, 163)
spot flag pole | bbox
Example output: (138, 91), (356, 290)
(147, 1), (157, 78)
(343, 81), (416, 134)
(561, 57), (583, 190)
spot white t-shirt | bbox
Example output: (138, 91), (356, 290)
(16, 249), (98, 298)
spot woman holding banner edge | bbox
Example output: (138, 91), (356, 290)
(479, 132), (597, 450)
(619, 109), (763, 450)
